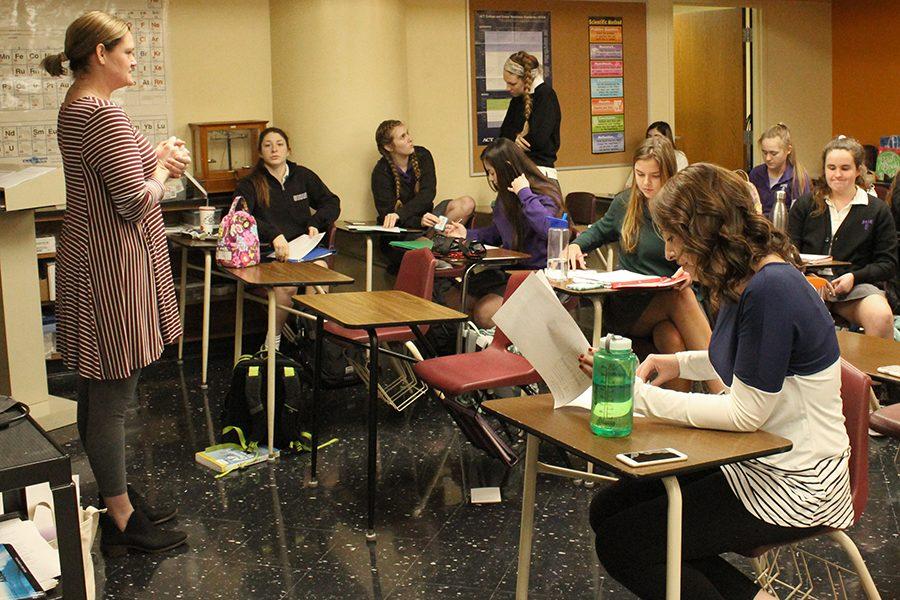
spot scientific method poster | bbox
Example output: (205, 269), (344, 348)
(588, 17), (624, 154)
(473, 11), (551, 145)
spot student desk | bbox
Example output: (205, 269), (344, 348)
(0, 411), (87, 599)
(801, 259), (852, 272)
(295, 290), (466, 539)
(167, 234), (220, 388)
(482, 394), (792, 600)
(334, 222), (422, 291)
(448, 248), (531, 352)
(551, 281), (618, 346)
(837, 330), (900, 383)
(219, 261), (354, 456)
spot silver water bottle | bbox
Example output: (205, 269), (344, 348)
(772, 190), (788, 230)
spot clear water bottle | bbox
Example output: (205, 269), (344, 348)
(772, 189), (788, 231)
(591, 334), (637, 437)
(546, 214), (569, 283)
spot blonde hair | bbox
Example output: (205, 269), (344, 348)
(620, 137), (677, 253)
(374, 120), (421, 207)
(41, 11), (130, 77)
(504, 51), (540, 139)
(758, 122), (809, 199)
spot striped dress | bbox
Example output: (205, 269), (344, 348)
(55, 97), (181, 380)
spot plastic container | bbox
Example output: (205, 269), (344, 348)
(546, 214), (569, 283)
(591, 334), (637, 437)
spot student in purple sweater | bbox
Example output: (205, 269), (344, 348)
(445, 137), (562, 327)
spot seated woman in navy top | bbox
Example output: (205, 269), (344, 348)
(748, 123), (810, 218)
(579, 164), (852, 600)
(445, 137), (562, 328)
(788, 136), (897, 339)
(234, 127), (341, 350)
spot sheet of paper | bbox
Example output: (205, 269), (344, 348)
(569, 269), (660, 284)
(799, 253), (832, 262)
(0, 518), (61, 585)
(268, 232), (325, 260)
(0, 166), (57, 189)
(492, 271), (592, 409)
(346, 225), (403, 233)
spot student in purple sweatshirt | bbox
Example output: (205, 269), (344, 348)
(445, 137), (562, 327)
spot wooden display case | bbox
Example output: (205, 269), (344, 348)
(189, 120), (268, 194)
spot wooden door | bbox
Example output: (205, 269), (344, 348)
(674, 7), (745, 170)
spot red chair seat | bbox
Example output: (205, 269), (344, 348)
(869, 402), (900, 438)
(412, 347), (538, 396)
(324, 321), (427, 344)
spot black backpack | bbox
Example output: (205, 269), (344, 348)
(288, 320), (361, 389)
(221, 351), (311, 450)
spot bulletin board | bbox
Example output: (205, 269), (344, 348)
(469, 0), (647, 172)
(0, 0), (173, 166)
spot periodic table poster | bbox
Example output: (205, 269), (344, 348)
(0, 0), (172, 166)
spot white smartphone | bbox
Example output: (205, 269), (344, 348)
(434, 215), (449, 232)
(615, 448), (687, 468)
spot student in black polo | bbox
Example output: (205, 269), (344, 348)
(234, 126), (341, 349)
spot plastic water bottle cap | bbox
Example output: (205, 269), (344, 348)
(547, 216), (568, 229)
(602, 334), (632, 352)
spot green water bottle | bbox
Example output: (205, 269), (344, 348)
(591, 334), (636, 437)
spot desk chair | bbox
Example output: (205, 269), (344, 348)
(743, 360), (881, 599)
(869, 403), (900, 461)
(413, 271), (539, 466)
(568, 191), (614, 271)
(324, 248), (435, 411)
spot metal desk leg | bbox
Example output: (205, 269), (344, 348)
(455, 262), (479, 354)
(662, 476), (683, 600)
(177, 247), (187, 364)
(309, 315), (324, 487)
(266, 287), (277, 459)
(52, 480), (87, 600)
(515, 433), (540, 599)
(201, 250), (212, 389)
(233, 281), (244, 366)
(366, 327), (380, 540)
(365, 235), (374, 291)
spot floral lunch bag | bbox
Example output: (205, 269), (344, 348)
(216, 197), (260, 268)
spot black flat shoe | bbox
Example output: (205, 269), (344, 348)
(100, 485), (178, 525)
(100, 510), (187, 558)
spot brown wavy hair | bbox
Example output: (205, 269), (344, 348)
(480, 138), (562, 251)
(650, 163), (799, 309)
(504, 51), (540, 139)
(375, 120), (421, 206)
(247, 127), (290, 207)
(810, 135), (866, 216)
(621, 137), (677, 253)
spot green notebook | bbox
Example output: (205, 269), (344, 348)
(388, 239), (433, 250)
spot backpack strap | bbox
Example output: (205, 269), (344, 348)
(244, 364), (264, 417)
(229, 195), (249, 214)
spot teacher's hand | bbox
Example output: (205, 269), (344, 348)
(635, 354), (680, 386)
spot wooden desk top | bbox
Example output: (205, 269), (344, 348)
(837, 330), (900, 382)
(335, 221), (423, 235)
(483, 394), (792, 479)
(295, 290), (467, 328)
(801, 260), (852, 270)
(219, 261), (354, 287)
(166, 232), (218, 248)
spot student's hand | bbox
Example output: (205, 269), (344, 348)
(273, 235), (290, 262)
(421, 212), (439, 228)
(308, 226), (319, 238)
(830, 273), (854, 297)
(508, 173), (530, 195)
(444, 221), (467, 239)
(672, 266), (692, 290)
(578, 348), (595, 377)
(565, 243), (586, 270)
(383, 213), (399, 228)
(515, 134), (531, 151)
(636, 354), (680, 386)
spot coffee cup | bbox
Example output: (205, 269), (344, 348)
(198, 206), (216, 234)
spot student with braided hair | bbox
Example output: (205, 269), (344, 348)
(372, 120), (474, 230)
(498, 51), (561, 179)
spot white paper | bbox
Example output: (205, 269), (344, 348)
(346, 225), (403, 233)
(268, 232), (325, 260)
(0, 518), (61, 585)
(569, 269), (659, 285)
(0, 166), (57, 189)
(492, 271), (592, 409)
(799, 253), (832, 262)
(470, 487), (502, 504)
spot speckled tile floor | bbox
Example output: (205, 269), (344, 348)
(45, 340), (899, 600)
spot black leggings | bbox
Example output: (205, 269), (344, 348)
(589, 468), (816, 600)
(76, 369), (141, 498)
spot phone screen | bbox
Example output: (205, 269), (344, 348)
(625, 450), (682, 463)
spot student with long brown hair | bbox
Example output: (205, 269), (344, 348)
(580, 164), (852, 600)
(748, 123), (811, 217)
(445, 137), (562, 327)
(498, 51), (561, 178)
(234, 127), (341, 349)
(788, 135), (896, 338)
(566, 137), (719, 392)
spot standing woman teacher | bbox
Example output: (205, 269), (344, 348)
(499, 51), (562, 180)
(43, 11), (188, 556)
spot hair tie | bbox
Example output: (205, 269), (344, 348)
(776, 121), (787, 128)
(837, 134), (847, 140)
